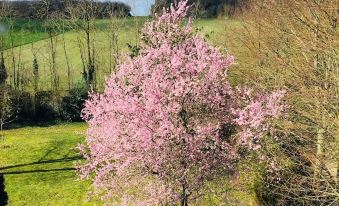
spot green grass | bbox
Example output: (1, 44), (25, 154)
(0, 123), (102, 205)
(2, 18), (243, 92)
(0, 123), (259, 206)
(1, 18), (49, 49)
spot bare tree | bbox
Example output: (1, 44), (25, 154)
(0, 2), (18, 89)
(67, 0), (98, 89)
(61, 20), (72, 91)
(236, 0), (338, 205)
(37, 0), (61, 92)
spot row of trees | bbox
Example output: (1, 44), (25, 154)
(0, 0), (134, 125)
(152, 0), (250, 17)
(0, 0), (131, 19)
(1, 0), (135, 92)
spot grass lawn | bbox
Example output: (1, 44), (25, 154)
(0, 123), (102, 206)
(0, 123), (259, 206)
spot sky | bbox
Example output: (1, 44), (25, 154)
(115, 0), (155, 16)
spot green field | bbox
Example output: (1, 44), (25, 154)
(2, 18), (243, 92)
(1, 19), (49, 49)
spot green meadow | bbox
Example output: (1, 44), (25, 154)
(2, 18), (243, 91)
(1, 19), (49, 49)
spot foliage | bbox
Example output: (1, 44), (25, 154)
(34, 91), (59, 121)
(80, 1), (285, 205)
(152, 0), (249, 17)
(0, 84), (15, 130)
(0, 85), (30, 130)
(0, 53), (7, 85)
(61, 86), (88, 122)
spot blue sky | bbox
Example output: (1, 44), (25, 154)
(114, 0), (155, 16)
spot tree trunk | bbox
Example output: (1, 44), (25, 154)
(49, 33), (58, 91)
(181, 182), (188, 206)
(62, 23), (72, 91)
(0, 120), (3, 144)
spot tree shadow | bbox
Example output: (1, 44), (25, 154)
(0, 155), (83, 205)
(0, 168), (76, 175)
(4, 121), (67, 130)
(0, 174), (8, 206)
(0, 156), (83, 171)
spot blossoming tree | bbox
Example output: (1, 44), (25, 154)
(79, 1), (285, 205)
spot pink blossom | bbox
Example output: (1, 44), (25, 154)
(79, 1), (285, 205)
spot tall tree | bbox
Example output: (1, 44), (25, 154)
(0, 52), (7, 85)
(67, 0), (97, 89)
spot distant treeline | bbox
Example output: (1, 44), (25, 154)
(0, 0), (131, 19)
(152, 0), (249, 17)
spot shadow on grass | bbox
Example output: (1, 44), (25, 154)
(0, 156), (83, 171)
(0, 174), (8, 206)
(0, 168), (76, 175)
(5, 121), (72, 130)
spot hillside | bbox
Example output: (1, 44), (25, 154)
(3, 18), (243, 92)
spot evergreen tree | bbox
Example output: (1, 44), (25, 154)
(0, 52), (7, 85)
(33, 57), (39, 92)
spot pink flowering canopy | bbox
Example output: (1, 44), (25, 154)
(79, 1), (285, 205)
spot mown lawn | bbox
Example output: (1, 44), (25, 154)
(0, 123), (102, 206)
(0, 123), (259, 206)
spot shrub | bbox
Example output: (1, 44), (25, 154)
(61, 87), (88, 122)
(34, 91), (59, 121)
(0, 84), (17, 130)
(12, 91), (33, 122)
